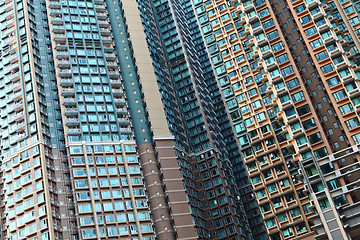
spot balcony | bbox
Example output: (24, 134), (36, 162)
(248, 15), (258, 23)
(53, 25), (65, 33)
(51, 17), (63, 24)
(66, 118), (80, 126)
(56, 51), (70, 59)
(251, 25), (263, 35)
(110, 79), (122, 85)
(59, 69), (72, 77)
(119, 128), (132, 134)
(4, 1), (13, 11)
(102, 36), (112, 43)
(62, 88), (75, 96)
(95, 5), (106, 14)
(116, 108), (128, 115)
(114, 98), (126, 106)
(4, 26), (15, 36)
(243, 3), (255, 13)
(6, 62), (19, 74)
(329, 48), (343, 57)
(324, 35), (336, 45)
(50, 9), (62, 16)
(265, 62), (278, 71)
(271, 75), (283, 84)
(3, 18), (15, 28)
(13, 101), (23, 111)
(63, 98), (76, 105)
(312, 9), (325, 20)
(60, 78), (73, 86)
(335, 61), (349, 70)
(105, 53), (116, 59)
(15, 122), (26, 133)
(306, 0), (320, 9)
(68, 128), (81, 134)
(108, 70), (120, 76)
(257, 38), (268, 47)
(100, 28), (110, 34)
(98, 20), (109, 27)
(13, 111), (24, 122)
(118, 118), (130, 125)
(318, 24), (330, 33)
(112, 89), (124, 96)
(106, 61), (117, 67)
(16, 132), (27, 141)
(260, 49), (272, 58)
(96, 12), (107, 19)
(12, 91), (22, 102)
(4, 10), (14, 20)
(49, 0), (61, 8)
(58, 60), (70, 67)
(6, 52), (18, 64)
(54, 34), (66, 42)
(64, 108), (78, 116)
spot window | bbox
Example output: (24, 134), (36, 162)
(279, 94), (290, 103)
(308, 132), (322, 144)
(300, 15), (311, 25)
(276, 54), (289, 64)
(339, 103), (354, 115)
(271, 41), (284, 52)
(304, 26), (317, 37)
(263, 19), (274, 29)
(315, 50), (329, 62)
(333, 194), (348, 207)
(264, 56), (275, 65)
(261, 203), (271, 213)
(350, 17), (360, 25)
(326, 76), (341, 88)
(283, 227), (294, 238)
(295, 4), (306, 14)
(281, 66), (294, 77)
(266, 218), (276, 228)
(345, 117), (360, 130)
(267, 30), (279, 40)
(309, 38), (323, 49)
(321, 63), (335, 75)
(327, 179), (341, 190)
(314, 147), (328, 159)
(252, 175), (262, 184)
(333, 90), (347, 101)
(277, 213), (288, 222)
(248, 88), (257, 97)
(296, 136), (307, 146)
(286, 78), (300, 89)
(268, 184), (277, 193)
(272, 197), (282, 207)
(258, 8), (270, 17)
(344, 5), (354, 14)
(291, 91), (305, 103)
(256, 112), (266, 121)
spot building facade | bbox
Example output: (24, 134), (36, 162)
(192, 0), (360, 239)
(0, 0), (259, 240)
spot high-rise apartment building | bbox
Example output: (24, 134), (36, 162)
(0, 0), (260, 239)
(2, 0), (360, 239)
(191, 0), (360, 239)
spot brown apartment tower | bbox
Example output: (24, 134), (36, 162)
(191, 0), (360, 239)
(0, 0), (257, 239)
